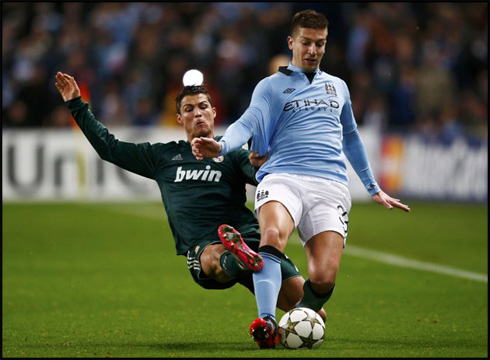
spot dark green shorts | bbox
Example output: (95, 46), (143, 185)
(186, 237), (300, 293)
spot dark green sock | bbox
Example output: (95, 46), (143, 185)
(219, 251), (248, 277)
(297, 278), (335, 312)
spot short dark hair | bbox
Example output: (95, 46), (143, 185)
(175, 85), (214, 115)
(291, 9), (329, 37)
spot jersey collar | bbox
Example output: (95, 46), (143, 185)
(287, 63), (322, 76)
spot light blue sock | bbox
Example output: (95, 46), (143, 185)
(252, 252), (282, 320)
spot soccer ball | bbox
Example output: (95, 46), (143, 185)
(278, 307), (325, 349)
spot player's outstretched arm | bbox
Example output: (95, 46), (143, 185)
(55, 72), (80, 102)
(55, 71), (157, 179)
(372, 190), (410, 212)
(191, 137), (221, 160)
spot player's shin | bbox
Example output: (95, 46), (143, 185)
(219, 251), (248, 277)
(253, 246), (283, 320)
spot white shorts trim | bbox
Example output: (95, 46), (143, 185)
(254, 173), (352, 247)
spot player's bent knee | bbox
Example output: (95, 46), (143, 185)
(308, 265), (338, 286)
(200, 244), (232, 282)
(205, 259), (233, 283)
(260, 227), (281, 247)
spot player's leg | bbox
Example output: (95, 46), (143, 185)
(277, 275), (327, 322)
(295, 177), (351, 313)
(249, 174), (302, 349)
(186, 242), (239, 290)
(250, 200), (295, 348)
(200, 241), (263, 283)
(299, 231), (344, 311)
(255, 201), (295, 316)
(199, 243), (236, 283)
(234, 249), (327, 322)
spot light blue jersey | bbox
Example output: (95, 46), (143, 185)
(219, 63), (381, 196)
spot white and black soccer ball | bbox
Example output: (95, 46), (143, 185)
(278, 307), (325, 349)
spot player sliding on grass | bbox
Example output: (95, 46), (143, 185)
(55, 72), (326, 322)
(192, 9), (410, 349)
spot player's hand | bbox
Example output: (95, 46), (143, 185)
(191, 137), (221, 160)
(372, 190), (410, 212)
(55, 72), (81, 102)
(249, 151), (268, 168)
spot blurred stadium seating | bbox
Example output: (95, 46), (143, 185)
(2, 2), (487, 202)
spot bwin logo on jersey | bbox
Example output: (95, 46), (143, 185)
(256, 190), (269, 201)
(175, 165), (222, 182)
(325, 83), (337, 96)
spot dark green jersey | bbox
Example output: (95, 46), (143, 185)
(67, 97), (260, 255)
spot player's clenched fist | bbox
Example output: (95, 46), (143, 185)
(191, 137), (221, 160)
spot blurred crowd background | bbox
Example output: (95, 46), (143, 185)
(2, 2), (488, 143)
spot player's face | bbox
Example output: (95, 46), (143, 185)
(288, 27), (327, 72)
(177, 94), (216, 141)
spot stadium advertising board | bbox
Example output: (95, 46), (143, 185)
(2, 127), (487, 202)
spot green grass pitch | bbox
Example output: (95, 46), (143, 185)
(2, 201), (488, 358)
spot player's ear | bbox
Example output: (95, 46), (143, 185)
(176, 114), (183, 125)
(287, 36), (294, 50)
(212, 107), (217, 119)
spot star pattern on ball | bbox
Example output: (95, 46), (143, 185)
(284, 316), (301, 335)
(307, 313), (325, 329)
(299, 329), (318, 349)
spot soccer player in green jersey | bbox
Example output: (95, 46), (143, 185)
(54, 71), (326, 321)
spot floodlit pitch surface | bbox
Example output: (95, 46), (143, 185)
(3, 201), (487, 358)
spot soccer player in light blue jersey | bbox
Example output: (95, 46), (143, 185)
(192, 9), (410, 349)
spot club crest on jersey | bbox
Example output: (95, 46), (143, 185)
(325, 83), (337, 96)
(212, 156), (224, 162)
